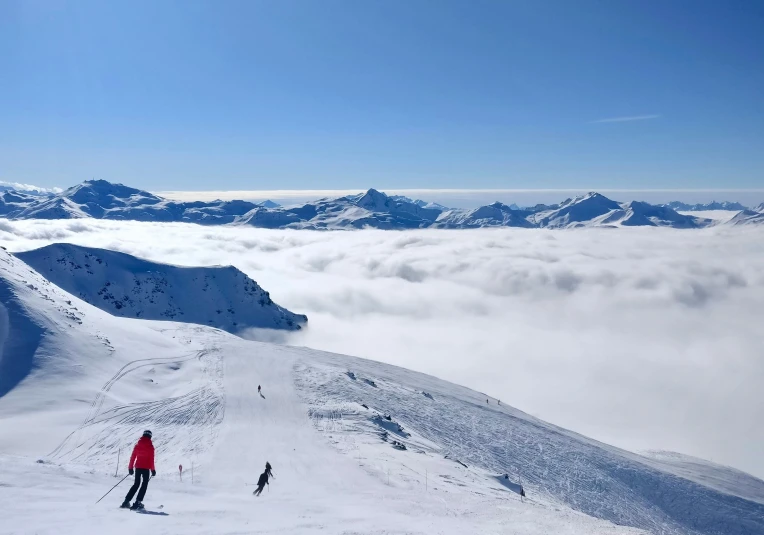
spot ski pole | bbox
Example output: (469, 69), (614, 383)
(96, 474), (130, 504)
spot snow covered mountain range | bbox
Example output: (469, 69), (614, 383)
(662, 200), (749, 212)
(1, 245), (763, 534)
(2, 179), (763, 229)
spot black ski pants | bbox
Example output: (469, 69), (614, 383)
(125, 468), (151, 503)
(254, 483), (265, 496)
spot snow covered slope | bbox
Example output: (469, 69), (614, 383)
(677, 210), (741, 223)
(530, 193), (622, 228)
(297, 355), (764, 535)
(728, 209), (764, 226)
(15, 243), (306, 334)
(8, 180), (261, 224)
(0, 190), (42, 217)
(600, 201), (712, 228)
(643, 451), (764, 506)
(235, 188), (443, 229)
(664, 201), (749, 212)
(0, 248), (644, 534)
(0, 246), (222, 462)
(434, 202), (535, 228)
(389, 194), (450, 211)
(529, 194), (711, 229)
(1, 246), (763, 534)
(14, 180), (163, 219)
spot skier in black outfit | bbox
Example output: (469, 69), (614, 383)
(253, 471), (269, 496)
(253, 462), (274, 496)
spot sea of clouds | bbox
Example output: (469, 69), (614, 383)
(1, 219), (763, 479)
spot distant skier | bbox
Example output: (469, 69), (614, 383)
(120, 430), (156, 510)
(498, 399), (501, 406)
(258, 385), (261, 394)
(253, 469), (270, 496)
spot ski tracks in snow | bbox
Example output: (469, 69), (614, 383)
(48, 345), (224, 473)
(293, 354), (764, 535)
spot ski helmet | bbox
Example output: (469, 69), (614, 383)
(143, 430), (153, 438)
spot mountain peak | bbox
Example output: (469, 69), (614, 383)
(362, 187), (386, 199)
(83, 178), (118, 187)
(533, 192), (622, 228)
(579, 192), (614, 202)
(355, 188), (391, 211)
(65, 179), (159, 202)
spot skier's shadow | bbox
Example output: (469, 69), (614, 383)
(136, 510), (169, 516)
(259, 392), (265, 399)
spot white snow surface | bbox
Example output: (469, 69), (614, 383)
(530, 194), (711, 229)
(14, 242), (306, 334)
(727, 209), (764, 226)
(1, 248), (763, 534)
(642, 451), (764, 506)
(434, 202), (535, 228)
(676, 210), (742, 222)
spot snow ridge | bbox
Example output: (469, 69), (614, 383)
(728, 209), (764, 226)
(15, 243), (307, 334)
(664, 201), (749, 212)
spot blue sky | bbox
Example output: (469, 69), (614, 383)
(2, 0), (763, 191)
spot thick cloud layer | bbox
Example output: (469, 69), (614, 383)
(2, 220), (763, 478)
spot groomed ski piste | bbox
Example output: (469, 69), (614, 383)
(1, 247), (763, 534)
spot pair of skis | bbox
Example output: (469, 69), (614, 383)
(121, 504), (166, 514)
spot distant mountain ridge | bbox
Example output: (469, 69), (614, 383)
(1, 179), (763, 229)
(663, 200), (748, 212)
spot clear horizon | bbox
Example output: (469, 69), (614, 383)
(3, 1), (763, 191)
(5, 181), (764, 208)
(4, 179), (764, 208)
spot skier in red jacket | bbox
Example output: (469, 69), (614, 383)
(120, 430), (156, 510)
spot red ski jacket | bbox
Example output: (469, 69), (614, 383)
(128, 436), (155, 471)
